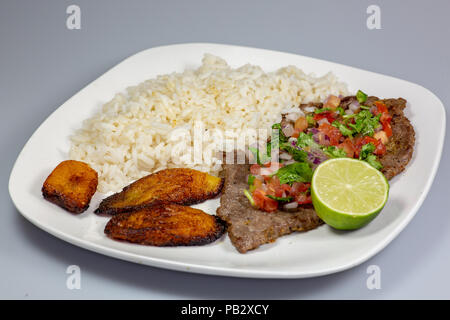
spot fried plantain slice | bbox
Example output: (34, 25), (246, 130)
(104, 204), (226, 246)
(95, 168), (224, 215)
(42, 160), (98, 214)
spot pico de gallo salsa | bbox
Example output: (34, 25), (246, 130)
(245, 90), (392, 213)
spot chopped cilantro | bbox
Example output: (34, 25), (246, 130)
(365, 154), (383, 170)
(271, 123), (288, 143)
(296, 132), (319, 149)
(359, 143), (375, 159)
(359, 143), (383, 170)
(280, 143), (308, 162)
(332, 121), (354, 137)
(267, 195), (293, 202)
(248, 174), (255, 187)
(347, 110), (381, 137)
(306, 114), (316, 126)
(323, 146), (347, 158)
(314, 107), (331, 114)
(275, 162), (313, 185)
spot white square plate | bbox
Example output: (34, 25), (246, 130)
(9, 43), (445, 278)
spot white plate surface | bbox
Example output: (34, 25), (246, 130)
(9, 43), (446, 278)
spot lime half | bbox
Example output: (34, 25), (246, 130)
(311, 158), (389, 230)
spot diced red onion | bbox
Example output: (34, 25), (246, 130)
(283, 202), (298, 210)
(307, 148), (328, 166)
(312, 133), (321, 144)
(349, 101), (360, 112)
(317, 118), (329, 126)
(284, 159), (296, 165)
(260, 168), (273, 176)
(286, 113), (300, 121)
(288, 137), (297, 144)
(304, 106), (316, 113)
(282, 123), (295, 137)
(255, 174), (263, 180)
(370, 106), (378, 115)
(324, 95), (341, 109)
(279, 152), (293, 160)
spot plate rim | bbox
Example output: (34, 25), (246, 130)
(8, 42), (447, 279)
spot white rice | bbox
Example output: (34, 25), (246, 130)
(69, 54), (348, 193)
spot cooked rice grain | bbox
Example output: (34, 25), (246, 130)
(70, 54), (348, 192)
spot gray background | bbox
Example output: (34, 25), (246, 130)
(1, 0), (449, 299)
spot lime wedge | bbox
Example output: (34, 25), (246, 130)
(311, 158), (389, 230)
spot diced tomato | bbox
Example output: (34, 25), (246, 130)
(252, 189), (279, 212)
(382, 122), (392, 137)
(296, 193), (312, 204)
(253, 178), (263, 190)
(266, 176), (283, 197)
(294, 116), (308, 132)
(338, 138), (356, 158)
(380, 112), (392, 124)
(269, 175), (280, 186)
(373, 101), (392, 138)
(250, 164), (261, 175)
(264, 197), (279, 212)
(361, 136), (378, 145)
(259, 162), (281, 176)
(318, 122), (342, 146)
(354, 136), (386, 157)
(374, 101), (388, 114)
(323, 95), (341, 111)
(374, 141), (386, 155)
(281, 184), (291, 194)
(290, 182), (310, 197)
(374, 131), (388, 144)
(314, 111), (335, 124)
(252, 189), (266, 209)
(380, 112), (392, 137)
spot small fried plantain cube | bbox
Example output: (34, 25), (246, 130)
(95, 168), (224, 215)
(104, 204), (226, 246)
(42, 160), (98, 214)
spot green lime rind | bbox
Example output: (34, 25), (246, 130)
(311, 158), (389, 230)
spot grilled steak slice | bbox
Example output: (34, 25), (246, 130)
(376, 98), (415, 180)
(217, 163), (323, 253)
(219, 96), (414, 253)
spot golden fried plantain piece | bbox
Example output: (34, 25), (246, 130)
(42, 160), (98, 214)
(104, 204), (226, 246)
(95, 168), (224, 215)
